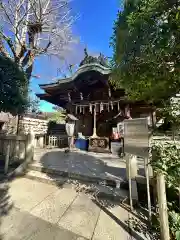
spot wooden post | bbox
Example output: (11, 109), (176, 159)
(128, 157), (133, 211)
(157, 173), (170, 240)
(145, 157), (152, 224)
(4, 141), (10, 174)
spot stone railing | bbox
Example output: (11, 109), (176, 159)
(0, 131), (35, 174)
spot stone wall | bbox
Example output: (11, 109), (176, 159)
(0, 113), (48, 136)
(1, 114), (18, 134)
(18, 116), (48, 135)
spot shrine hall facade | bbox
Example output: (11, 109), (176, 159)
(37, 51), (155, 152)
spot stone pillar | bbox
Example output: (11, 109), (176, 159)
(39, 136), (44, 148)
(25, 130), (35, 163)
(12, 130), (35, 176)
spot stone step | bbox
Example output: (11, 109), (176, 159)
(28, 163), (123, 188)
(25, 170), (68, 186)
(25, 170), (128, 201)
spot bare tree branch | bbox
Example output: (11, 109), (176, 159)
(0, 0), (77, 80)
(0, 31), (17, 59)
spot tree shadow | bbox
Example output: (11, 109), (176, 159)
(0, 179), (14, 240)
(39, 150), (127, 183)
(39, 148), (126, 199)
(127, 209), (160, 240)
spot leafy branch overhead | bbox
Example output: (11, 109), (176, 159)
(111, 0), (180, 104)
(0, 0), (77, 80)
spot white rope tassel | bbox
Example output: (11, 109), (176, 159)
(96, 104), (100, 113)
(100, 102), (103, 112)
(89, 104), (92, 113)
(111, 101), (113, 110)
(118, 101), (120, 111)
(108, 88), (111, 97)
(107, 103), (110, 112)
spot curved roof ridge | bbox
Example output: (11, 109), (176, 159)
(39, 63), (111, 90)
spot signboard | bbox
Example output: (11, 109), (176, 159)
(124, 118), (149, 158)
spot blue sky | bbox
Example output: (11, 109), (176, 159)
(31, 0), (121, 112)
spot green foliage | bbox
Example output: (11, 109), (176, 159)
(158, 98), (180, 125)
(156, 96), (180, 134)
(48, 108), (66, 123)
(151, 141), (180, 190)
(111, 0), (180, 104)
(0, 55), (28, 114)
(151, 141), (180, 239)
(169, 211), (180, 240)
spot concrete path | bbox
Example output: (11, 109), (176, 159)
(0, 178), (137, 240)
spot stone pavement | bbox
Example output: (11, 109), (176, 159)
(33, 148), (128, 182)
(0, 178), (137, 240)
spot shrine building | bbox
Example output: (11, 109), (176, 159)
(37, 50), (155, 152)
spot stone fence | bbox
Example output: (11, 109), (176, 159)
(0, 131), (35, 175)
